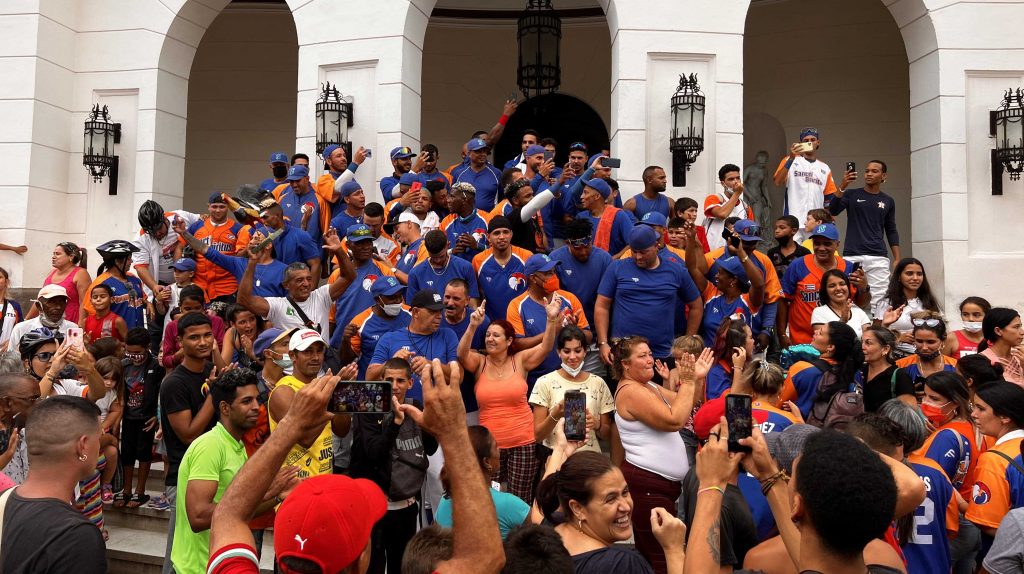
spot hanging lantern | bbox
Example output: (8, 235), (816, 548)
(83, 104), (121, 194)
(517, 0), (561, 99)
(315, 82), (353, 160)
(990, 87), (1024, 194)
(669, 73), (706, 188)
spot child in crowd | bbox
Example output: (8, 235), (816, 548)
(672, 334), (706, 467)
(673, 197), (710, 252)
(94, 356), (124, 503)
(159, 257), (197, 333)
(116, 327), (165, 509)
(947, 296), (990, 358)
(801, 208), (834, 251)
(81, 283), (127, 342)
(766, 215), (810, 279)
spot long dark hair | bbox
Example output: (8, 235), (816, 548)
(923, 371), (971, 420)
(863, 325), (896, 366)
(974, 382), (1024, 430)
(957, 353), (1003, 388)
(536, 451), (616, 524)
(712, 317), (749, 365)
(819, 322), (863, 399)
(884, 258), (939, 312)
(817, 269), (850, 308)
(978, 307), (1021, 352)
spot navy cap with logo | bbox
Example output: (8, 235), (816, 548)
(371, 276), (406, 298)
(467, 138), (490, 152)
(410, 289), (444, 311)
(525, 253), (560, 276)
(733, 219), (762, 242)
(269, 152), (288, 164)
(346, 223), (374, 243)
(809, 223), (840, 241)
(286, 165), (309, 181)
(639, 211), (668, 228)
(390, 146), (415, 160)
(208, 192), (227, 205)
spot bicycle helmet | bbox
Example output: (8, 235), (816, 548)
(138, 200), (167, 236)
(96, 239), (139, 257)
(18, 327), (63, 359)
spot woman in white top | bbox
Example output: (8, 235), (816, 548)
(875, 257), (942, 358)
(613, 337), (713, 574)
(0, 267), (22, 352)
(811, 269), (871, 339)
(530, 325), (614, 453)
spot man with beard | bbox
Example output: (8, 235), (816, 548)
(172, 368), (296, 574)
(319, 144), (368, 221)
(406, 231), (479, 307)
(187, 193), (249, 303)
(577, 178), (633, 255)
(275, 164), (329, 245)
(623, 165), (671, 220)
(381, 147), (419, 202)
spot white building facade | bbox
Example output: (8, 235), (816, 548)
(1, 0), (1023, 317)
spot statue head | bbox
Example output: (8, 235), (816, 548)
(756, 150), (769, 165)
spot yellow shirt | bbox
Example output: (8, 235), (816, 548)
(269, 376), (333, 478)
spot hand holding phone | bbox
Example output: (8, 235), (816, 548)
(602, 157), (622, 169)
(329, 381), (393, 414)
(66, 327), (84, 351)
(794, 142), (814, 154)
(563, 390), (587, 442)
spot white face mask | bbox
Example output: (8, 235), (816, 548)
(382, 303), (403, 317)
(272, 353), (294, 375)
(963, 321), (983, 333)
(561, 362), (584, 377)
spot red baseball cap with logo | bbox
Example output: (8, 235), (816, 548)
(274, 475), (387, 573)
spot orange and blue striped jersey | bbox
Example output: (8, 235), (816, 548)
(187, 219), (249, 301)
(472, 246), (532, 322)
(966, 434), (1024, 529)
(780, 254), (856, 344)
(915, 420), (977, 500)
(905, 453), (959, 574)
(780, 358), (833, 418)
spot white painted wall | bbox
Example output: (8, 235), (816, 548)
(743, 0), (912, 256)
(182, 4), (298, 212)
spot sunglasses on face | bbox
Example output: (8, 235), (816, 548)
(33, 352), (55, 362)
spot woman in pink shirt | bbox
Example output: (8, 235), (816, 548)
(27, 242), (91, 324)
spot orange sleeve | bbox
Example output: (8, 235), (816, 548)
(507, 297), (526, 335)
(780, 363), (808, 405)
(375, 261), (394, 277)
(315, 173), (339, 205)
(478, 209), (492, 224)
(773, 157), (791, 181)
(472, 251), (487, 275)
(703, 194), (722, 218)
(701, 282), (719, 301)
(756, 252), (784, 303)
(965, 453), (1012, 528)
(272, 183), (289, 202)
(317, 195), (331, 238)
(440, 214), (454, 232)
(415, 243), (429, 265)
(944, 485), (959, 535)
(823, 171), (837, 196)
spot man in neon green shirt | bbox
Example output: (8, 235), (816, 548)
(171, 369), (297, 574)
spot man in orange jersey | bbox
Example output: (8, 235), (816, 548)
(187, 193), (250, 303)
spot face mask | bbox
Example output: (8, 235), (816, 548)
(962, 321), (983, 333)
(543, 275), (560, 294)
(271, 352), (293, 374)
(272, 165), (288, 179)
(917, 349), (941, 362)
(920, 400), (953, 427)
(382, 303), (404, 317)
(561, 362), (584, 377)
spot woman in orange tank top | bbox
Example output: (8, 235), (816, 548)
(457, 295), (563, 504)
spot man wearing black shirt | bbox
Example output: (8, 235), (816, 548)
(2, 394), (106, 574)
(766, 215), (810, 279)
(158, 313), (216, 574)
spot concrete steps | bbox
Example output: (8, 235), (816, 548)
(104, 462), (274, 574)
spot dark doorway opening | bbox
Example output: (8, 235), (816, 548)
(496, 93), (609, 167)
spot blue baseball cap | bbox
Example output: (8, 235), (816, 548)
(799, 127), (820, 140)
(466, 138), (490, 152)
(340, 180), (363, 198)
(170, 258), (196, 272)
(269, 152), (288, 164)
(322, 144), (341, 160)
(399, 172), (418, 186)
(628, 225), (659, 251)
(286, 165), (309, 181)
(253, 328), (288, 357)
(584, 178), (612, 200)
(208, 192), (227, 205)
(718, 256), (750, 287)
(390, 146), (415, 160)
(809, 222), (840, 241)
(346, 223), (374, 243)
(588, 153), (608, 166)
(525, 253), (560, 276)
(639, 211), (668, 228)
(371, 276), (406, 298)
(733, 219), (762, 242)
(525, 144), (546, 158)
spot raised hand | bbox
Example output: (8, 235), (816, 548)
(881, 304), (905, 327)
(694, 347), (715, 380)
(654, 359), (671, 382)
(469, 303), (486, 328)
(280, 371), (340, 437)
(651, 508), (687, 553)
(731, 346), (747, 371)
(696, 417), (742, 487)
(545, 293), (563, 321)
(399, 360), (467, 437)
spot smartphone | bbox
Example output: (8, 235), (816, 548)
(509, 91), (518, 102)
(66, 327), (84, 351)
(329, 381), (393, 414)
(544, 150), (554, 162)
(849, 261), (862, 275)
(365, 149), (372, 158)
(602, 157), (622, 169)
(846, 161), (856, 173)
(725, 394), (753, 453)
(794, 142), (814, 154)
(563, 390), (587, 441)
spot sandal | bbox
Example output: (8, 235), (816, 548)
(112, 491), (128, 508)
(127, 493), (151, 509)
(102, 484), (114, 504)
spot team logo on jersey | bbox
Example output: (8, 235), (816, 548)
(877, 201), (886, 209)
(508, 272), (527, 290)
(631, 277), (639, 283)
(527, 318), (535, 325)
(565, 269), (573, 276)
(362, 274), (379, 292)
(972, 481), (991, 505)
(426, 280), (434, 287)
(473, 229), (486, 243)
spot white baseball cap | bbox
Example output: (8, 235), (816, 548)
(288, 328), (326, 352)
(35, 284), (69, 300)
(396, 211), (421, 225)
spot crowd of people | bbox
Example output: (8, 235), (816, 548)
(0, 100), (1022, 574)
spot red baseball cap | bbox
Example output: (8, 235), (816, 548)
(274, 475), (387, 573)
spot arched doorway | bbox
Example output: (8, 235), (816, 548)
(181, 0), (299, 212)
(497, 93), (609, 166)
(743, 0), (912, 254)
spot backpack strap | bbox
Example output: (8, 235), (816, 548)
(285, 296), (321, 334)
(989, 449), (1024, 478)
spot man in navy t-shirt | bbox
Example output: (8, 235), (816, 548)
(595, 225), (703, 365)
